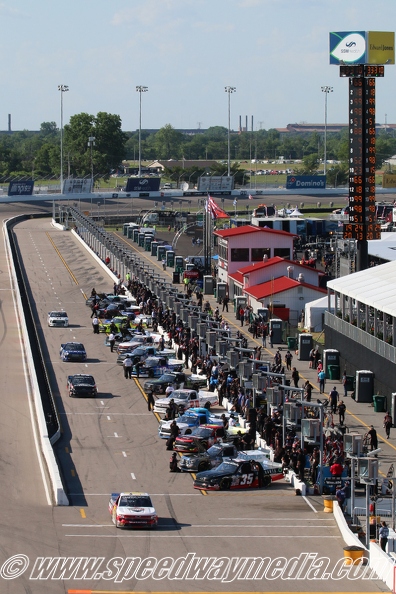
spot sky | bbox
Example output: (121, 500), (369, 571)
(1, 0), (396, 133)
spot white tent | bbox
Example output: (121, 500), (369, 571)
(304, 294), (335, 332)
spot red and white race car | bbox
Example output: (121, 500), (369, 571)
(108, 492), (158, 528)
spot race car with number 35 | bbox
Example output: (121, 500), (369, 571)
(193, 457), (284, 491)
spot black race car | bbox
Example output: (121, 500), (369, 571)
(67, 374), (98, 398)
(193, 458), (283, 491)
(143, 372), (186, 394)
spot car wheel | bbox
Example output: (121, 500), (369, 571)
(262, 476), (271, 488)
(148, 370), (154, 378)
(219, 477), (231, 490)
(185, 428), (192, 435)
(204, 402), (211, 411)
(198, 461), (209, 472)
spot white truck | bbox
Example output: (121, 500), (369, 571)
(154, 389), (218, 415)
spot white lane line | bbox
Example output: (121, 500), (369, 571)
(218, 517), (331, 521)
(106, 433), (121, 438)
(100, 400), (105, 405)
(60, 413), (151, 416)
(122, 451), (127, 457)
(107, 416), (111, 421)
(63, 523), (331, 529)
(69, 493), (202, 496)
(131, 473), (136, 480)
(95, 406), (109, 409)
(303, 496), (318, 513)
(65, 534), (339, 539)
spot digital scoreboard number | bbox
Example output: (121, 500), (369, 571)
(340, 65), (385, 78)
(344, 76), (381, 241)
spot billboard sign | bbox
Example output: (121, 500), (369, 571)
(63, 179), (92, 194)
(383, 173), (396, 188)
(197, 175), (234, 192)
(286, 175), (326, 189)
(8, 180), (34, 196)
(330, 31), (394, 65)
(125, 177), (160, 192)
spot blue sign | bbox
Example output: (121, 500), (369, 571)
(286, 176), (326, 190)
(8, 180), (34, 196)
(329, 31), (367, 65)
(125, 177), (160, 192)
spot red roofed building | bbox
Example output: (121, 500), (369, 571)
(214, 225), (326, 324)
(214, 225), (296, 282)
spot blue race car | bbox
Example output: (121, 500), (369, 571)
(60, 342), (87, 362)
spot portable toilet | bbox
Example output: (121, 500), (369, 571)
(323, 349), (340, 380)
(270, 319), (283, 345)
(166, 250), (175, 268)
(151, 241), (159, 257)
(298, 333), (313, 361)
(175, 255), (185, 272)
(133, 229), (139, 243)
(235, 296), (247, 319)
(355, 370), (374, 403)
(157, 245), (166, 262)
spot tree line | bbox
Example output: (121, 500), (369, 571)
(0, 113), (395, 186)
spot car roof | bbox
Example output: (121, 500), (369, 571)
(119, 491), (149, 497)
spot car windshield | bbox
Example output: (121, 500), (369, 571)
(171, 391), (188, 400)
(73, 376), (95, 385)
(177, 414), (197, 424)
(207, 445), (223, 456)
(119, 496), (152, 507)
(50, 312), (67, 317)
(65, 343), (84, 350)
(159, 374), (175, 382)
(214, 461), (239, 474)
(191, 427), (212, 438)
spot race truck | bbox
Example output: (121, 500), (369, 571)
(153, 389), (218, 415)
(158, 408), (223, 439)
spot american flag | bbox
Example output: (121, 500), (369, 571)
(206, 194), (228, 219)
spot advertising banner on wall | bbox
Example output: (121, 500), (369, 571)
(63, 179), (93, 194)
(382, 173), (396, 188)
(197, 176), (234, 192)
(286, 175), (326, 189)
(8, 180), (34, 196)
(125, 178), (161, 192)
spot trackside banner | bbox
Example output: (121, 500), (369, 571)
(8, 180), (34, 196)
(125, 178), (161, 192)
(286, 175), (326, 189)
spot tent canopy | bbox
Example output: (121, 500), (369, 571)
(304, 294), (335, 332)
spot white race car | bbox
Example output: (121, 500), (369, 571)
(108, 492), (158, 529)
(48, 311), (69, 327)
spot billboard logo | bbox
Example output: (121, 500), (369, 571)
(330, 31), (366, 64)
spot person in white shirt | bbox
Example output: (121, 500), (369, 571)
(165, 385), (174, 396)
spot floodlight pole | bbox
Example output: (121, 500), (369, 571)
(136, 86), (148, 177)
(321, 86), (333, 176)
(225, 86), (236, 177)
(58, 84), (69, 193)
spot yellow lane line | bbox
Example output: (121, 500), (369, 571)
(79, 509), (86, 519)
(46, 232), (79, 285)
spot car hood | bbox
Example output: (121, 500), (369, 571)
(117, 506), (156, 516)
(195, 468), (231, 481)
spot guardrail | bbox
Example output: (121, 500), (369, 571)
(4, 214), (68, 505)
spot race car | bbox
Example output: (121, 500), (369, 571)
(180, 442), (239, 473)
(158, 408), (223, 439)
(60, 342), (87, 362)
(99, 316), (130, 333)
(193, 457), (284, 491)
(153, 389), (218, 415)
(67, 374), (97, 398)
(108, 492), (158, 529)
(48, 311), (69, 327)
(130, 356), (184, 378)
(143, 372), (186, 395)
(173, 424), (225, 453)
